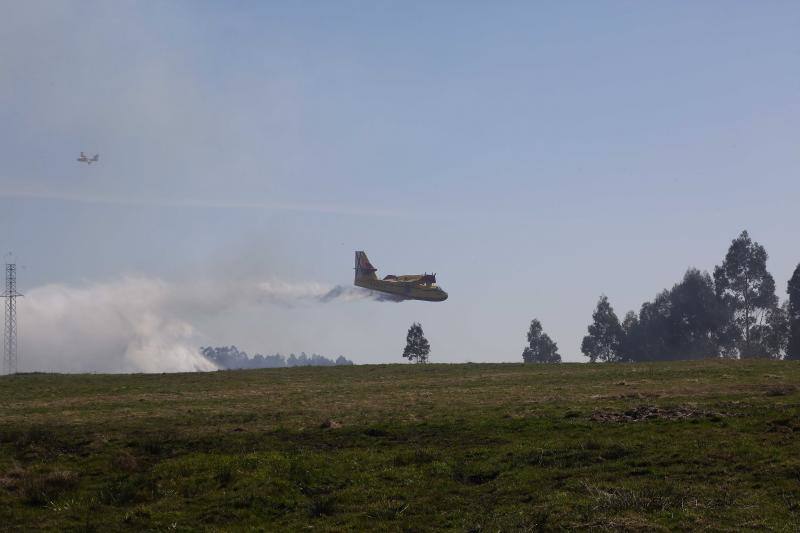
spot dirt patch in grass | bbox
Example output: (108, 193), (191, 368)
(0, 465), (26, 490)
(590, 405), (725, 423)
(111, 450), (140, 472)
(764, 385), (797, 397)
(767, 418), (800, 434)
(319, 418), (342, 429)
(2, 468), (80, 505)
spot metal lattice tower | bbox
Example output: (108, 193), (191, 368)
(2, 263), (22, 375)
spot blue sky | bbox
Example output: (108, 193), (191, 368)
(1, 2), (798, 369)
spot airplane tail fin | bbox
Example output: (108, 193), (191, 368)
(354, 251), (378, 282)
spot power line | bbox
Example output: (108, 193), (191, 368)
(2, 263), (22, 375)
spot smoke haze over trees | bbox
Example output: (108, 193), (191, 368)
(201, 346), (353, 369)
(13, 275), (389, 374)
(582, 231), (794, 362)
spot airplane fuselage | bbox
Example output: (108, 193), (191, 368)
(355, 276), (448, 302)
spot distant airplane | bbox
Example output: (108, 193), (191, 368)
(354, 251), (448, 302)
(77, 152), (99, 164)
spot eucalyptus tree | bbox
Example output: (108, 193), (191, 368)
(403, 323), (431, 364)
(522, 319), (561, 363)
(787, 264), (800, 360)
(581, 295), (624, 362)
(713, 231), (778, 357)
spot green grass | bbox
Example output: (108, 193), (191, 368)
(1, 359), (800, 531)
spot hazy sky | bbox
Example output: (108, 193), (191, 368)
(1, 2), (798, 370)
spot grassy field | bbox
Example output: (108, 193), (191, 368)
(1, 360), (799, 531)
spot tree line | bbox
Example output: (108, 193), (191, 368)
(522, 231), (800, 363)
(201, 346), (354, 369)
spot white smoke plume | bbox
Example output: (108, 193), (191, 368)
(317, 285), (405, 303)
(245, 280), (403, 304)
(20, 278), (216, 374)
(16, 276), (400, 374)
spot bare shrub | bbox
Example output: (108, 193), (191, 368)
(111, 450), (139, 472)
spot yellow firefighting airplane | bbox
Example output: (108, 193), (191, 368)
(354, 251), (448, 302)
